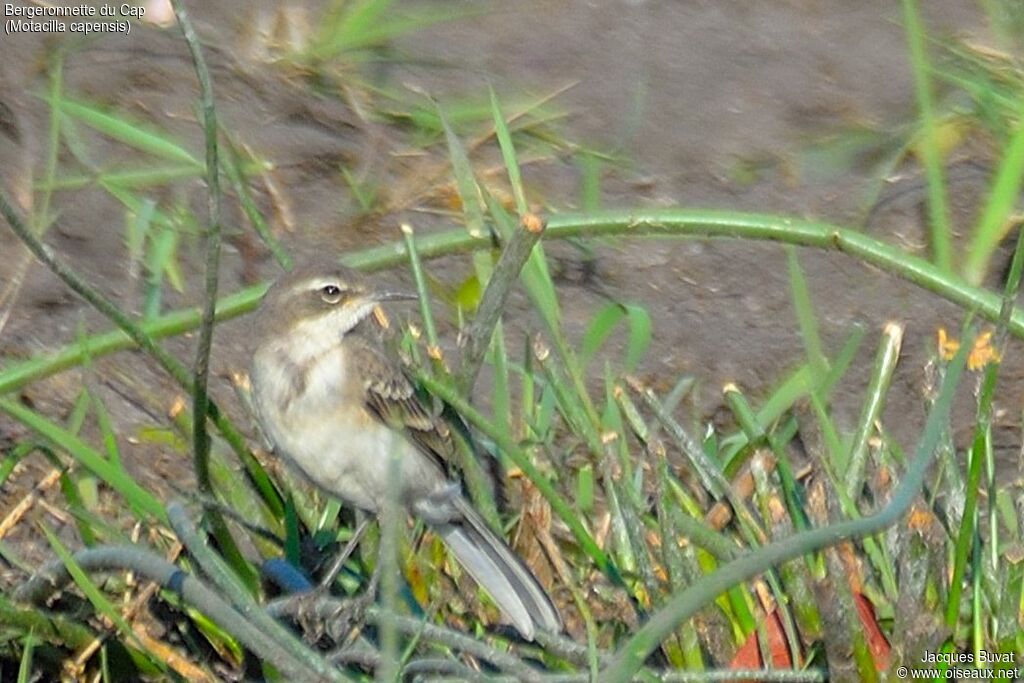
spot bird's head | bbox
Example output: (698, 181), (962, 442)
(256, 261), (416, 349)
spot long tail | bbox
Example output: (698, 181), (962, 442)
(433, 498), (562, 640)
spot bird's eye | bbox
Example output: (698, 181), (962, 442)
(320, 284), (343, 304)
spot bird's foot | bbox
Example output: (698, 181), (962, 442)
(321, 588), (377, 643)
(289, 562), (380, 644)
(283, 583), (376, 644)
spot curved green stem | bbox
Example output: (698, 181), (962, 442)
(4, 209), (1018, 401)
(349, 209), (1023, 334)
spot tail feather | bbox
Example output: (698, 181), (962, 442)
(433, 499), (561, 640)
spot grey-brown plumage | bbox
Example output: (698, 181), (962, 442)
(250, 261), (561, 639)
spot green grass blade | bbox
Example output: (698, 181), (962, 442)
(221, 132), (292, 270)
(902, 0), (953, 271)
(56, 98), (200, 167)
(40, 525), (154, 671)
(0, 398), (167, 523)
(786, 246), (827, 376)
(100, 180), (178, 230)
(125, 198), (156, 280)
(43, 164), (204, 191)
(39, 49), (64, 234)
(622, 304), (652, 372)
(401, 223), (441, 350)
(437, 100), (487, 239)
(143, 227), (179, 320)
(844, 322), (902, 494)
(309, 0), (466, 59)
(580, 303), (653, 374)
(964, 93), (1024, 284)
(17, 630), (36, 683)
(490, 320), (512, 448)
(489, 87), (528, 216)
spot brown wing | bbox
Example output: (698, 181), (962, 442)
(346, 335), (458, 477)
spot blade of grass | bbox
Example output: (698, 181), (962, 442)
(902, 0), (953, 272)
(787, 247), (827, 376)
(16, 629), (36, 683)
(47, 391), (102, 545)
(489, 87), (528, 216)
(964, 93), (1024, 283)
(45, 164), (204, 191)
(844, 322), (903, 495)
(142, 227), (178, 320)
(38, 49), (64, 234)
(221, 131), (292, 270)
(489, 320), (512, 450)
(125, 198), (156, 280)
(401, 223), (441, 350)
(308, 0), (465, 60)
(54, 99), (199, 167)
(581, 302), (653, 374)
(0, 398), (167, 523)
(437, 99), (487, 240)
(100, 180), (179, 230)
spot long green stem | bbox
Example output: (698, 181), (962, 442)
(347, 209), (1024, 333)
(5, 209), (1022, 399)
(168, 0), (253, 590)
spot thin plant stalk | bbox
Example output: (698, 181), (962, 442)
(170, 0), (222, 511)
(844, 322), (903, 497)
(401, 223), (441, 350)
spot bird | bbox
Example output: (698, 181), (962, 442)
(249, 260), (562, 640)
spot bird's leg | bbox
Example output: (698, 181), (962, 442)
(321, 535), (383, 642)
(318, 514), (371, 591)
(292, 514), (372, 642)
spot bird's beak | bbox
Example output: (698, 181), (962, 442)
(371, 290), (418, 303)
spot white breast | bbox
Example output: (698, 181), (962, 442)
(251, 341), (447, 513)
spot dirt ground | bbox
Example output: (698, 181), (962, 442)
(1, 1), (1019, 569)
